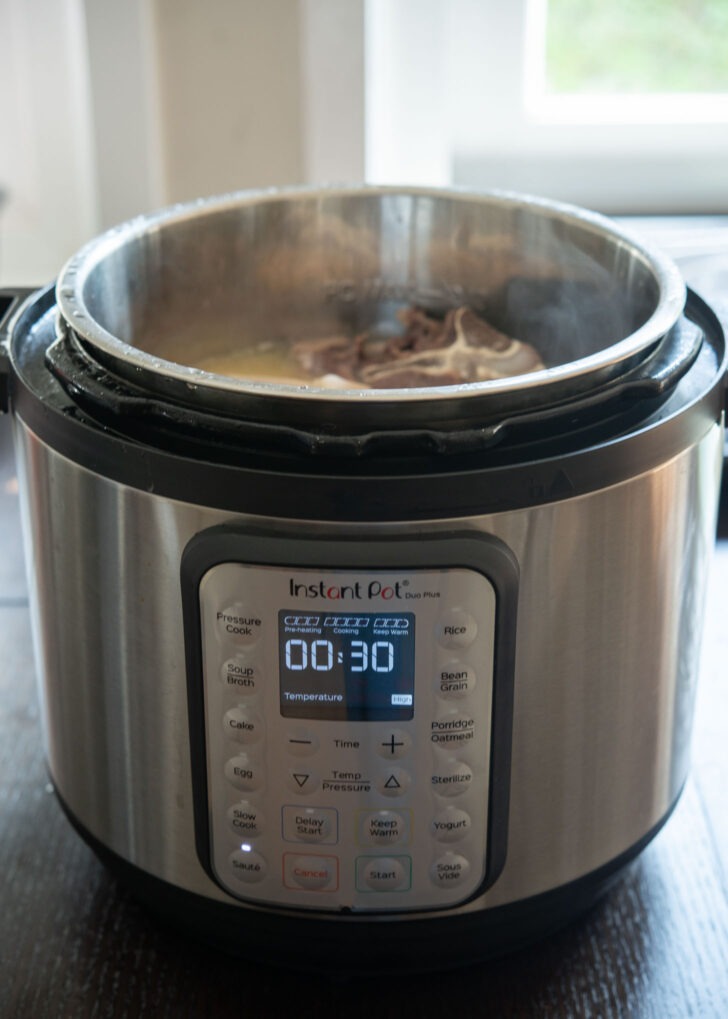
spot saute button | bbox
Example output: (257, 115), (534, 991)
(224, 754), (264, 792)
(430, 852), (470, 888)
(436, 609), (478, 649)
(217, 603), (262, 647)
(436, 661), (476, 698)
(227, 800), (265, 838)
(223, 706), (264, 744)
(431, 806), (472, 843)
(220, 655), (262, 694)
(430, 759), (473, 797)
(283, 853), (338, 891)
(229, 848), (267, 884)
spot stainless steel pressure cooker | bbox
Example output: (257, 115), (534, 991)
(0, 187), (725, 971)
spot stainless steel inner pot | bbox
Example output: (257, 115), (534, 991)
(55, 186), (686, 429)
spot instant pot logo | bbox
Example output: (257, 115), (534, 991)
(288, 578), (405, 601)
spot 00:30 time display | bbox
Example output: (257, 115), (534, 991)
(283, 638), (395, 673)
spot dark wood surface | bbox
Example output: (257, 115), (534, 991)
(1, 220), (727, 1017)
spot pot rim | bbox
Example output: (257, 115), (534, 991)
(55, 184), (687, 407)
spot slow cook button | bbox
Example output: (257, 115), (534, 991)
(431, 852), (470, 888)
(224, 753), (264, 792)
(431, 759), (473, 797)
(229, 848), (267, 884)
(223, 706), (264, 744)
(227, 800), (265, 838)
(436, 608), (478, 649)
(284, 853), (338, 891)
(217, 603), (262, 647)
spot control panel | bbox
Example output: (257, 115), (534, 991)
(182, 531), (517, 914)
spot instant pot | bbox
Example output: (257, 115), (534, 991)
(0, 187), (725, 971)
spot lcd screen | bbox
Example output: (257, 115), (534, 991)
(278, 611), (415, 721)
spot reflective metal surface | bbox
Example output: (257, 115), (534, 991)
(55, 187), (686, 425)
(13, 414), (722, 915)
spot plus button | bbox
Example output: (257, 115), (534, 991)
(377, 730), (411, 760)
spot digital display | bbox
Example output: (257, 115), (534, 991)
(278, 611), (415, 721)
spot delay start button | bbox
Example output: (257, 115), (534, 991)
(217, 603), (262, 647)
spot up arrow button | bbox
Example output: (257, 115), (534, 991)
(377, 767), (411, 797)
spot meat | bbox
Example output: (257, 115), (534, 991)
(291, 305), (544, 389)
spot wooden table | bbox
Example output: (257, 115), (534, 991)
(1, 220), (727, 1017)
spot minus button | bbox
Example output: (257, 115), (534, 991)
(286, 730), (320, 757)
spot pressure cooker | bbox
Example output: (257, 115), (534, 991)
(0, 187), (725, 972)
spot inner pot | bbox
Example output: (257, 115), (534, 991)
(55, 186), (686, 432)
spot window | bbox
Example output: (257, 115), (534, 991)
(365, 0), (728, 212)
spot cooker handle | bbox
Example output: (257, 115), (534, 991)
(0, 287), (36, 413)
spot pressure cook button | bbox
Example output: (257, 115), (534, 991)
(227, 801), (265, 838)
(220, 655), (262, 694)
(436, 661), (476, 698)
(229, 848), (267, 884)
(431, 852), (470, 888)
(223, 707), (264, 745)
(436, 609), (478, 649)
(431, 806), (472, 843)
(224, 754), (264, 792)
(217, 603), (262, 647)
(283, 853), (338, 891)
(430, 760), (473, 797)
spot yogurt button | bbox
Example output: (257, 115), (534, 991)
(431, 806), (472, 843)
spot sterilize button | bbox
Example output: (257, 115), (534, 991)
(223, 706), (264, 744)
(430, 759), (473, 798)
(431, 852), (471, 888)
(217, 602), (262, 648)
(224, 753), (264, 792)
(229, 848), (267, 884)
(227, 800), (265, 838)
(436, 608), (478, 649)
(436, 661), (476, 698)
(431, 806), (472, 843)
(220, 655), (262, 694)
